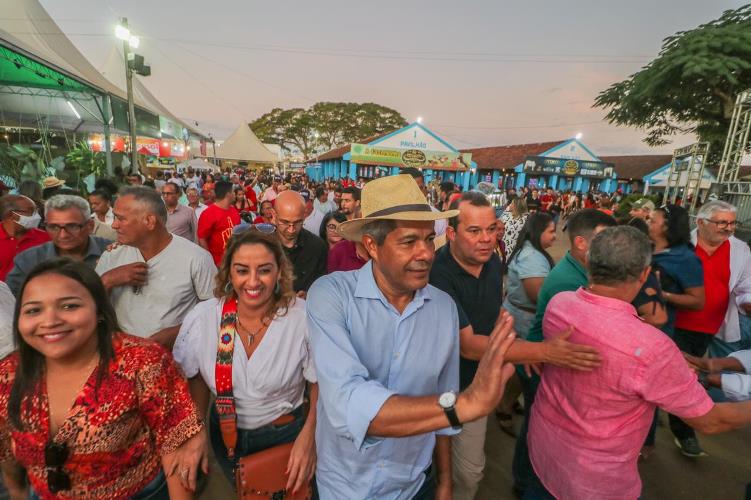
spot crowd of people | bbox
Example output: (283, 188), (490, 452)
(0, 165), (750, 499)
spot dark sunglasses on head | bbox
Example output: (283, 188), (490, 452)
(232, 223), (277, 235)
(45, 441), (71, 493)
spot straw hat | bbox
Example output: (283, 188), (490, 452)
(42, 176), (65, 189)
(338, 174), (458, 241)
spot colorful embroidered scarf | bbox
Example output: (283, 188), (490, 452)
(215, 296), (239, 457)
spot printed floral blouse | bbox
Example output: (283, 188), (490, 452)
(0, 333), (203, 499)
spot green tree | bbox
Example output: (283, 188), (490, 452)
(250, 102), (407, 160)
(594, 5), (751, 152)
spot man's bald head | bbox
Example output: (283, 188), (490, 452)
(275, 190), (306, 219)
(274, 190), (306, 247)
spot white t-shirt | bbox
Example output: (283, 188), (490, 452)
(261, 187), (278, 202)
(303, 209), (325, 236)
(173, 297), (316, 429)
(193, 203), (208, 222)
(186, 175), (201, 190)
(95, 235), (216, 338)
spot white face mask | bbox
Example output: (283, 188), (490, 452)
(13, 211), (41, 229)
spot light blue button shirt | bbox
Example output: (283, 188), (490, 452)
(306, 261), (460, 500)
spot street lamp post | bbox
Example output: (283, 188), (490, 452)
(116, 18), (150, 175)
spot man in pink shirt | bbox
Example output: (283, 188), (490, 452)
(527, 226), (751, 500)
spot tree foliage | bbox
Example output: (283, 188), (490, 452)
(250, 102), (407, 160)
(594, 5), (751, 152)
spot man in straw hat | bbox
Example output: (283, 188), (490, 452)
(307, 175), (517, 499)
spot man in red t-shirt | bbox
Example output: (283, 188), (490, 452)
(539, 188), (554, 212)
(0, 195), (50, 281)
(244, 177), (259, 213)
(197, 181), (240, 266)
(670, 200), (747, 457)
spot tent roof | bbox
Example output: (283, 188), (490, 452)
(0, 0), (128, 98)
(0, 0), (205, 139)
(214, 124), (277, 163)
(176, 157), (219, 172)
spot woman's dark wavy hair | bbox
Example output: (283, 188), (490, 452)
(8, 259), (117, 429)
(318, 211), (347, 243)
(507, 212), (555, 269)
(654, 204), (692, 248)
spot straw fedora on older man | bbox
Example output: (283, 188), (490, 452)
(337, 174), (458, 241)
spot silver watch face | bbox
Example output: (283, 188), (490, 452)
(439, 392), (456, 408)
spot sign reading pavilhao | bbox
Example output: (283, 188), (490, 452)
(350, 143), (471, 171)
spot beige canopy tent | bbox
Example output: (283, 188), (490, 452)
(213, 124), (278, 168)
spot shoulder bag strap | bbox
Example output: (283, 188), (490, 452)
(215, 297), (239, 458)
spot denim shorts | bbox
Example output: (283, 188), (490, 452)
(29, 469), (168, 500)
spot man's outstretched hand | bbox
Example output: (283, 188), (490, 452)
(458, 312), (517, 423)
(543, 326), (601, 371)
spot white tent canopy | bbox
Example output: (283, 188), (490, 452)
(176, 157), (219, 172)
(214, 124), (277, 163)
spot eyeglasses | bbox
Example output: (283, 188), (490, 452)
(705, 219), (740, 229)
(659, 204), (672, 217)
(276, 219), (304, 229)
(46, 223), (87, 234)
(326, 223), (338, 231)
(45, 441), (71, 493)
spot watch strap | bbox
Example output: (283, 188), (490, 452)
(442, 405), (462, 430)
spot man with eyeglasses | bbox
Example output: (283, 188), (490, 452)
(274, 190), (327, 297)
(162, 183), (197, 243)
(669, 200), (751, 457)
(6, 195), (112, 296)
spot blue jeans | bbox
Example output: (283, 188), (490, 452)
(708, 316), (751, 402)
(209, 404), (305, 489)
(522, 477), (556, 500)
(412, 464), (437, 500)
(29, 470), (168, 500)
(512, 372), (541, 495)
(708, 313), (751, 358)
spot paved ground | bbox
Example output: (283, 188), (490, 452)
(202, 225), (751, 499)
(477, 413), (751, 500)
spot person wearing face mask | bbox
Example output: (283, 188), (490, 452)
(0, 195), (49, 281)
(6, 195), (113, 297)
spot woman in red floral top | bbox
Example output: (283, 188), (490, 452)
(0, 259), (206, 499)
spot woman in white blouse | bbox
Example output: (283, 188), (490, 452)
(173, 228), (317, 494)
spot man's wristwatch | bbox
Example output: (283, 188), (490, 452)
(438, 392), (462, 430)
